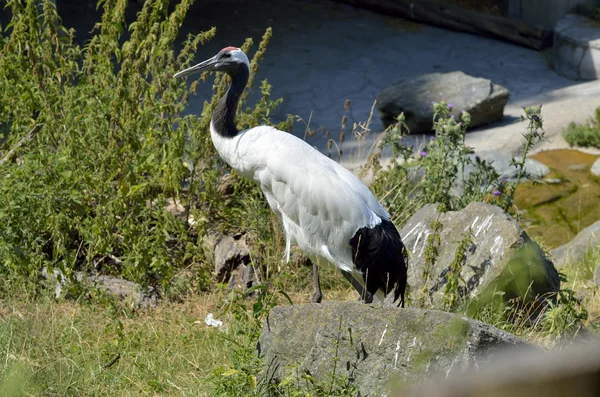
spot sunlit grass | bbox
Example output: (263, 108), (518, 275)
(0, 244), (599, 396)
(0, 293), (234, 396)
(0, 266), (362, 397)
(558, 245), (600, 326)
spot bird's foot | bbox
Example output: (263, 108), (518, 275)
(361, 291), (374, 304)
(311, 290), (323, 303)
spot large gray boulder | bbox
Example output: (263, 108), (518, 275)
(550, 220), (600, 269)
(258, 302), (529, 396)
(553, 14), (600, 80)
(397, 202), (560, 307)
(375, 71), (509, 133)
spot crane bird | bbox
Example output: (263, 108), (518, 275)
(174, 46), (407, 306)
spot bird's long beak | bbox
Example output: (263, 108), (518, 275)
(173, 55), (218, 78)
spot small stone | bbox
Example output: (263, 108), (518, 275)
(544, 178), (562, 184)
(165, 198), (185, 219)
(40, 267), (69, 299)
(523, 158), (551, 178)
(84, 274), (158, 309)
(42, 267), (158, 308)
(203, 231), (251, 285)
(568, 163), (588, 171)
(218, 173), (236, 196)
(226, 263), (260, 293)
(476, 153), (550, 181)
(451, 154), (549, 197)
(591, 157), (600, 177)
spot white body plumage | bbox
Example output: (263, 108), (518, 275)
(211, 122), (387, 276)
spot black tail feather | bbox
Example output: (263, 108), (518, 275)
(349, 219), (407, 307)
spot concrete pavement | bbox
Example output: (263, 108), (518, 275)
(178, 0), (600, 166)
(55, 0), (600, 164)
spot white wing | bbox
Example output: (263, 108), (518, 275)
(330, 161), (389, 220)
(233, 127), (387, 270)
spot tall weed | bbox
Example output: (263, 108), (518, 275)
(0, 0), (287, 294)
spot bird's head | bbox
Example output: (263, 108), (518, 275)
(173, 46), (249, 78)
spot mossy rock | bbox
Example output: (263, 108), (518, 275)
(258, 302), (529, 396)
(399, 202), (560, 308)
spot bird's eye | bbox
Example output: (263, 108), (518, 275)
(223, 53), (231, 58)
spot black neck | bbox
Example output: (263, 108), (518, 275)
(212, 64), (249, 138)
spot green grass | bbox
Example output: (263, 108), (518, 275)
(0, 294), (233, 396)
(557, 245), (600, 325)
(0, 263), (360, 397)
(560, 247), (599, 286)
(1, 245), (598, 396)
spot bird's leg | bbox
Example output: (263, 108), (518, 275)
(311, 260), (323, 303)
(341, 271), (373, 303)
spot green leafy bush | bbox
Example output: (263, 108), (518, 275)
(0, 0), (288, 294)
(563, 107), (600, 149)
